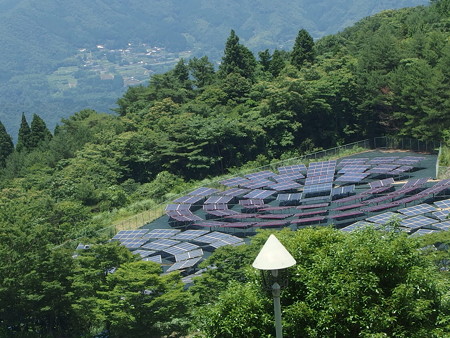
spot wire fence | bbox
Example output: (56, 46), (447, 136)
(96, 136), (442, 239)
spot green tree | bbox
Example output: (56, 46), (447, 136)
(16, 113), (31, 152)
(29, 113), (52, 149)
(0, 120), (14, 167)
(219, 30), (257, 80)
(258, 49), (272, 72)
(188, 56), (216, 88)
(291, 29), (315, 70)
(99, 261), (193, 337)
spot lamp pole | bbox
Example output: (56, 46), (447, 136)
(252, 234), (296, 338)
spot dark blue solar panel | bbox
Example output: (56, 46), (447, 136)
(303, 182), (333, 194)
(187, 187), (220, 196)
(276, 193), (303, 201)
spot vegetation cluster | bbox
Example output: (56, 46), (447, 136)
(0, 0), (429, 134)
(0, 1), (450, 336)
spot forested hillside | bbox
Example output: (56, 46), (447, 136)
(0, 0), (429, 135)
(0, 1), (450, 336)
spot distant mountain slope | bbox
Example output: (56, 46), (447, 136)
(0, 0), (429, 135)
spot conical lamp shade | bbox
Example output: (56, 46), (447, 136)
(252, 234), (296, 270)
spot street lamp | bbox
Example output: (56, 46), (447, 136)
(252, 234), (296, 338)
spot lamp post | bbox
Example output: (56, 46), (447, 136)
(252, 234), (296, 338)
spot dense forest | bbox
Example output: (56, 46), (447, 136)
(1, 0), (450, 336)
(0, 0), (429, 135)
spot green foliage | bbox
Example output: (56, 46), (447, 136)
(16, 113), (31, 152)
(219, 30), (257, 80)
(29, 113), (52, 149)
(195, 281), (272, 337)
(0, 120), (13, 167)
(291, 29), (315, 70)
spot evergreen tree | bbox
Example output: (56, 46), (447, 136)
(0, 120), (14, 167)
(291, 29), (315, 70)
(16, 113), (31, 152)
(219, 30), (257, 80)
(173, 58), (191, 89)
(269, 49), (287, 77)
(258, 49), (272, 72)
(188, 56), (216, 88)
(29, 114), (52, 149)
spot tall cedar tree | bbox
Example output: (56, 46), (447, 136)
(29, 114), (52, 149)
(16, 113), (31, 152)
(219, 30), (257, 80)
(0, 120), (14, 167)
(291, 29), (315, 70)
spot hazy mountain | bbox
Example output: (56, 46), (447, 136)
(0, 0), (430, 135)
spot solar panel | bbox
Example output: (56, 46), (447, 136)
(204, 195), (233, 204)
(332, 185), (355, 197)
(368, 156), (399, 164)
(171, 230), (209, 241)
(219, 176), (250, 187)
(330, 210), (365, 219)
(369, 178), (395, 189)
(209, 239), (245, 248)
(340, 221), (374, 232)
(258, 213), (292, 219)
(276, 193), (302, 201)
(271, 173), (305, 182)
(431, 220), (450, 231)
(253, 220), (288, 227)
(409, 229), (439, 237)
(133, 249), (157, 258)
(296, 202), (329, 209)
(193, 221), (229, 228)
(166, 257), (202, 272)
(239, 178), (273, 189)
(142, 239), (180, 251)
(145, 229), (181, 239)
(216, 188), (250, 196)
(172, 195), (204, 204)
(187, 187), (220, 196)
(277, 164), (307, 174)
(243, 189), (277, 199)
(119, 238), (149, 249)
(303, 182), (333, 194)
(143, 255), (162, 264)
(335, 172), (370, 183)
(337, 158), (369, 167)
(112, 229), (149, 240)
(397, 203), (437, 217)
(290, 216), (326, 225)
(239, 199), (266, 207)
(244, 170), (275, 179)
(366, 164), (400, 174)
(175, 249), (204, 262)
(268, 181), (302, 191)
(400, 215), (438, 229)
(366, 212), (406, 224)
(434, 198), (450, 209)
(432, 210), (450, 220)
(194, 231), (241, 244)
(305, 174), (334, 185)
(388, 166), (413, 175)
(307, 167), (336, 177)
(395, 156), (425, 165)
(338, 164), (370, 174)
(165, 204), (191, 211)
(163, 242), (200, 256)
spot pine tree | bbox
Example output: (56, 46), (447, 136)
(29, 114), (52, 149)
(0, 120), (14, 167)
(219, 30), (257, 80)
(16, 113), (31, 152)
(291, 29), (315, 70)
